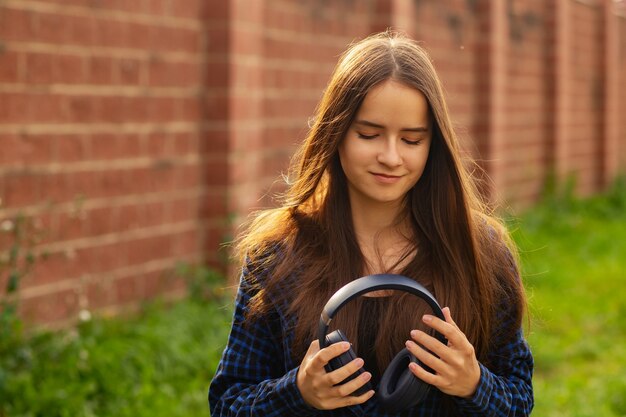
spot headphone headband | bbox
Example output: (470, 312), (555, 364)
(318, 274), (446, 348)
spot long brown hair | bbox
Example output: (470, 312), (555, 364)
(236, 31), (526, 370)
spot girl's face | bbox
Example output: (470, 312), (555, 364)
(338, 79), (432, 210)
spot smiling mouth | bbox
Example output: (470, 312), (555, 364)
(371, 172), (402, 179)
(370, 172), (403, 183)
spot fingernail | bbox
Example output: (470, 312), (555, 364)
(342, 342), (351, 350)
(355, 358), (364, 367)
(361, 372), (371, 381)
(410, 330), (418, 338)
(422, 315), (432, 323)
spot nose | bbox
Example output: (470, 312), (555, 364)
(377, 138), (402, 167)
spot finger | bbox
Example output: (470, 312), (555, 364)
(408, 329), (452, 361)
(331, 370), (373, 397)
(305, 339), (321, 357)
(405, 340), (448, 375)
(313, 341), (351, 369)
(326, 357), (365, 386)
(442, 307), (459, 329)
(327, 388), (375, 409)
(408, 361), (443, 386)
(422, 314), (464, 346)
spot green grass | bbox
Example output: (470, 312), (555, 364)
(1, 179), (625, 416)
(509, 179), (626, 416)
(0, 298), (234, 417)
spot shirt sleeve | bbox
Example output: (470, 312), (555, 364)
(452, 326), (534, 416)
(208, 262), (318, 417)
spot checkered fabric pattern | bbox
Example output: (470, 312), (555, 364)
(209, 260), (533, 417)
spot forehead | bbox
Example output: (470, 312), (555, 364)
(356, 80), (430, 126)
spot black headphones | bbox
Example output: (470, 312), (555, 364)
(318, 274), (447, 413)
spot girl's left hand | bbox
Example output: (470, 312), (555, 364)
(405, 307), (480, 399)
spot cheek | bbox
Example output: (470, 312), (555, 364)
(338, 140), (361, 171)
(407, 146), (431, 176)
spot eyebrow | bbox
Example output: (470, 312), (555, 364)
(354, 119), (429, 133)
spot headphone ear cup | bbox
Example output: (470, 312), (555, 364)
(377, 348), (431, 412)
(324, 330), (372, 396)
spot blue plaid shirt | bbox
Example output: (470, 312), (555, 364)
(209, 260), (534, 417)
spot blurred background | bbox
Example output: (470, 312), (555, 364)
(0, 0), (625, 416)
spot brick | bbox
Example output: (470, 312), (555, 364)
(148, 58), (202, 87)
(87, 56), (115, 85)
(68, 169), (99, 200)
(19, 287), (79, 324)
(32, 11), (71, 44)
(179, 97), (202, 121)
(169, 197), (198, 223)
(206, 25), (229, 54)
(141, 201), (168, 226)
(65, 13), (96, 46)
(119, 133), (143, 157)
(150, 26), (201, 53)
(85, 276), (115, 310)
(171, 132), (198, 156)
(127, 234), (173, 265)
(0, 8), (34, 42)
(56, 54), (87, 84)
(86, 205), (119, 237)
(203, 157), (228, 186)
(125, 22), (153, 51)
(206, 59), (229, 88)
(199, 128), (229, 155)
(147, 96), (177, 122)
(27, 251), (76, 287)
(90, 133), (121, 159)
(39, 171), (72, 205)
(118, 58), (143, 85)
(171, 229), (198, 256)
(199, 190), (227, 219)
(176, 163), (201, 189)
(143, 131), (171, 157)
(2, 172), (41, 207)
(141, 269), (168, 299)
(92, 18), (129, 48)
(0, 93), (30, 123)
(65, 95), (99, 123)
(28, 94), (67, 123)
(55, 134), (89, 163)
(8, 134), (54, 165)
(0, 49), (20, 83)
(169, 0), (204, 19)
(75, 241), (129, 274)
(114, 273), (143, 304)
(54, 210), (87, 242)
(144, 0), (169, 15)
(98, 96), (127, 123)
(203, 91), (228, 121)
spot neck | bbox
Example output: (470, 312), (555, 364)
(348, 192), (413, 269)
(351, 202), (404, 240)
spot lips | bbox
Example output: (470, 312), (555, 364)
(371, 172), (403, 184)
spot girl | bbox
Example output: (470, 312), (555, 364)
(209, 31), (533, 416)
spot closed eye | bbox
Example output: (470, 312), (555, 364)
(403, 138), (423, 145)
(357, 133), (378, 140)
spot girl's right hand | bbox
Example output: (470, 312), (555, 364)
(296, 340), (375, 410)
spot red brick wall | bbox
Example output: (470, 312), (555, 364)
(0, 0), (624, 327)
(613, 8), (626, 173)
(0, 0), (208, 325)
